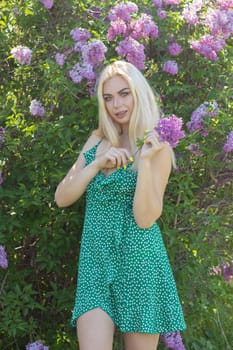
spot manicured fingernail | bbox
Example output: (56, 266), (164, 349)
(123, 165), (127, 170)
(129, 157), (134, 162)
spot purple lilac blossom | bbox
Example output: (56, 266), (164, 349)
(153, 0), (163, 8)
(55, 53), (66, 66)
(163, 60), (178, 75)
(161, 331), (186, 350)
(164, 0), (181, 5)
(186, 101), (219, 136)
(221, 263), (233, 282)
(74, 42), (85, 53)
(26, 340), (49, 350)
(210, 261), (233, 283)
(38, 0), (53, 9)
(0, 172), (3, 185)
(82, 40), (107, 66)
(168, 43), (183, 56)
(70, 27), (91, 42)
(205, 8), (233, 40)
(157, 9), (167, 19)
(223, 129), (233, 153)
(188, 143), (203, 156)
(0, 127), (5, 147)
(116, 37), (145, 70)
(129, 14), (159, 39)
(69, 64), (83, 83)
(154, 114), (185, 148)
(11, 45), (32, 65)
(153, 0), (163, 7)
(190, 34), (226, 61)
(29, 100), (45, 117)
(0, 245), (8, 269)
(107, 20), (127, 40)
(216, 0), (233, 10)
(69, 63), (96, 83)
(182, 0), (203, 25)
(109, 1), (138, 21)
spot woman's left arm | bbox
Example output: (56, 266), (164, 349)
(133, 132), (172, 228)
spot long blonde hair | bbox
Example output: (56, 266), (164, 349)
(95, 60), (175, 168)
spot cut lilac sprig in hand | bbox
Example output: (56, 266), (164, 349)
(136, 114), (185, 149)
(155, 114), (185, 148)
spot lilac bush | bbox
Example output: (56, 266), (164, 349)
(1, 0), (233, 349)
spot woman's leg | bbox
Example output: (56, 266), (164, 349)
(124, 332), (160, 350)
(77, 308), (115, 350)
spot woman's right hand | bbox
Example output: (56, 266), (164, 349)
(95, 147), (131, 170)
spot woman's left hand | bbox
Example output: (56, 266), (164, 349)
(140, 130), (166, 160)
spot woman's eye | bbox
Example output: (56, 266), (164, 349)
(121, 92), (129, 97)
(104, 96), (112, 102)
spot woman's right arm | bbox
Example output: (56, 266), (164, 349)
(54, 135), (102, 208)
(55, 134), (130, 208)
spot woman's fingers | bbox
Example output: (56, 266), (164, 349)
(105, 148), (130, 168)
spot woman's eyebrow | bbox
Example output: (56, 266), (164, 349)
(103, 87), (130, 96)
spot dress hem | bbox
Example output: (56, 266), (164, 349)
(71, 306), (186, 335)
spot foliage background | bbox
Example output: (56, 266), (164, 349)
(0, 0), (232, 349)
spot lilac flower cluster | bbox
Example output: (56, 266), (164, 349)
(186, 101), (219, 136)
(223, 129), (233, 153)
(116, 37), (146, 70)
(190, 35), (225, 61)
(153, 0), (181, 7)
(11, 45), (32, 65)
(168, 43), (183, 56)
(68, 27), (107, 87)
(163, 60), (178, 75)
(108, 1), (138, 21)
(216, 0), (233, 10)
(0, 127), (5, 148)
(26, 340), (49, 350)
(210, 261), (233, 283)
(154, 114), (185, 148)
(0, 245), (8, 269)
(184, 0), (233, 60)
(0, 172), (3, 185)
(161, 331), (186, 350)
(107, 2), (159, 69)
(38, 0), (54, 10)
(205, 8), (233, 40)
(182, 0), (203, 25)
(29, 100), (45, 117)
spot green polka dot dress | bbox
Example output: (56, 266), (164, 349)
(71, 140), (186, 333)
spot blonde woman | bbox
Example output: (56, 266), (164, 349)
(55, 60), (185, 350)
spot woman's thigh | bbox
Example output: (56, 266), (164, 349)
(77, 308), (115, 350)
(124, 332), (160, 350)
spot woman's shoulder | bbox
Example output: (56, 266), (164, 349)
(81, 130), (102, 154)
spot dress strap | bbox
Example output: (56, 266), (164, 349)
(83, 138), (102, 165)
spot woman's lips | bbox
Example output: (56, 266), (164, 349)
(115, 110), (127, 118)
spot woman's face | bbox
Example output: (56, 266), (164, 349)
(103, 75), (134, 127)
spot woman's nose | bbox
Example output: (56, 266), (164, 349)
(113, 96), (120, 108)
